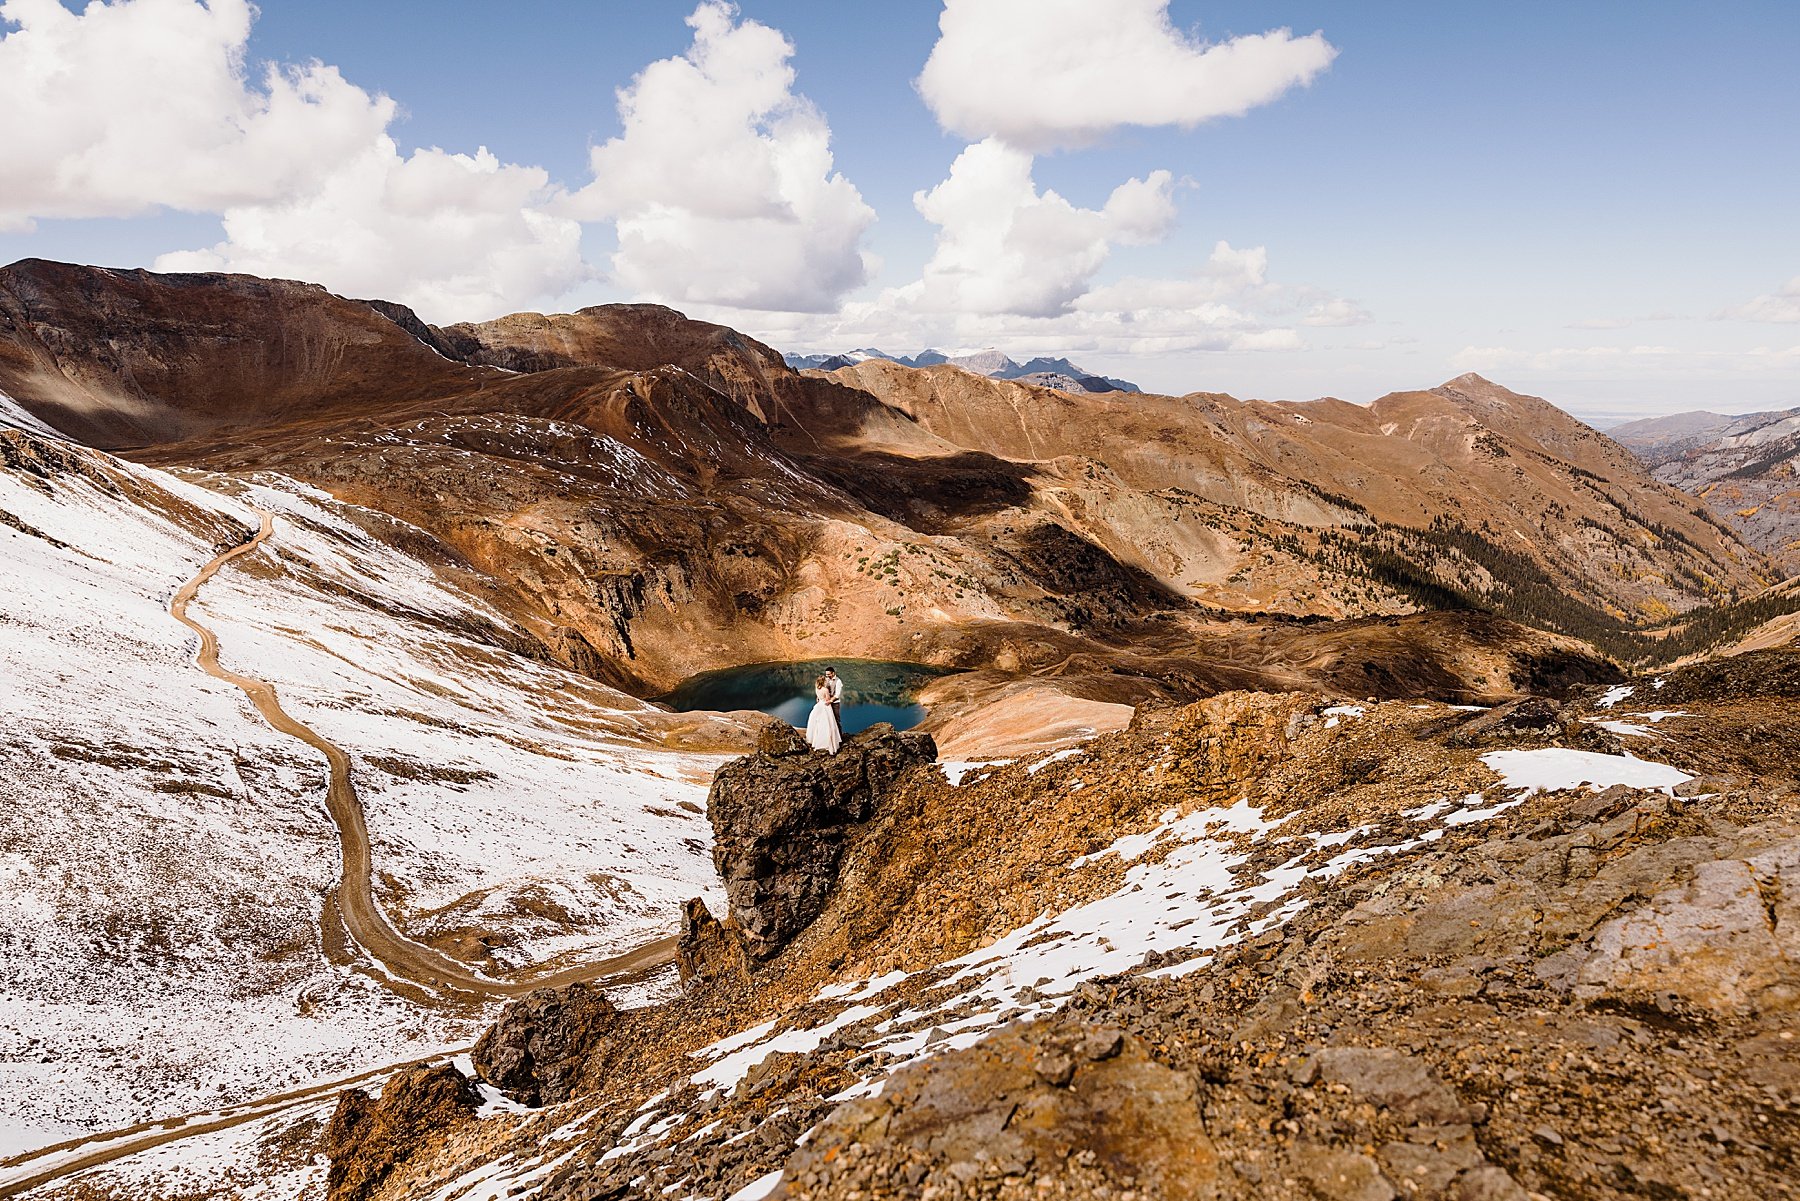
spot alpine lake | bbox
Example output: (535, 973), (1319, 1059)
(655, 658), (950, 735)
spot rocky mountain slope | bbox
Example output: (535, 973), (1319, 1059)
(1, 260), (1781, 693)
(1614, 405), (1800, 572)
(0, 428), (749, 1158)
(40, 653), (1794, 1200)
(820, 361), (1776, 652)
(3, 258), (1798, 1199)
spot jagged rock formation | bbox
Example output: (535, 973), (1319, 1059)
(322, 1063), (480, 1201)
(471, 982), (620, 1106)
(706, 723), (937, 960)
(1442, 695), (1566, 747)
(676, 896), (748, 986)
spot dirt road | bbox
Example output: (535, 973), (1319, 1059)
(0, 1056), (424, 1199)
(169, 508), (677, 1000)
(1, 507), (682, 1197)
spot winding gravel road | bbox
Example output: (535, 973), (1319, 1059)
(0, 505), (687, 1198)
(169, 507), (676, 1000)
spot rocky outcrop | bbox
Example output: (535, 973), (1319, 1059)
(317, 684), (1800, 1201)
(1574, 840), (1800, 1015)
(675, 897), (747, 986)
(322, 1063), (480, 1201)
(707, 723), (936, 960)
(471, 982), (619, 1106)
(777, 1019), (1218, 1199)
(1444, 696), (1566, 747)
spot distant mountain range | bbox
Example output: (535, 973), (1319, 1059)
(783, 347), (1141, 394)
(1613, 406), (1800, 571)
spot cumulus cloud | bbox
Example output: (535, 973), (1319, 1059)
(891, 2), (1341, 338)
(563, 2), (875, 312)
(157, 144), (585, 323)
(4, 0), (585, 320)
(1721, 276), (1800, 323)
(0, 0), (389, 231)
(693, 239), (1342, 364)
(905, 138), (1174, 316)
(917, 0), (1336, 151)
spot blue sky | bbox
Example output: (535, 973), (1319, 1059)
(2, 1), (1796, 419)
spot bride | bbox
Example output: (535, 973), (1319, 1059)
(804, 674), (841, 753)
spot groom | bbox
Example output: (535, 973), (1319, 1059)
(824, 667), (844, 732)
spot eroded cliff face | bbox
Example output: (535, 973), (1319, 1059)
(335, 651), (1800, 1201)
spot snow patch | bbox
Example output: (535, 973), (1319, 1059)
(1480, 748), (1691, 795)
(1026, 748), (1083, 775)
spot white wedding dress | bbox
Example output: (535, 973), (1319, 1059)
(804, 685), (841, 753)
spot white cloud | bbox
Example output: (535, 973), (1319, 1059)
(4, 0), (584, 320)
(689, 239), (1331, 362)
(877, 2), (1344, 348)
(562, 1), (875, 313)
(1302, 297), (1374, 327)
(156, 143), (585, 324)
(917, 0), (1336, 152)
(0, 0), (390, 231)
(904, 138), (1174, 316)
(1721, 276), (1800, 323)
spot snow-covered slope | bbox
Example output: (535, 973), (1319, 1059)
(0, 388), (66, 440)
(0, 432), (734, 1155)
(192, 474), (727, 970)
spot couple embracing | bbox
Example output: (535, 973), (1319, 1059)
(804, 667), (844, 753)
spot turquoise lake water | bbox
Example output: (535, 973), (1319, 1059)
(656, 659), (949, 734)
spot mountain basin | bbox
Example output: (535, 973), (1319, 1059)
(656, 658), (950, 735)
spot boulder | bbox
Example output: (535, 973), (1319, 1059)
(1573, 842), (1800, 1015)
(676, 896), (748, 986)
(322, 1062), (479, 1201)
(1291, 1145), (1398, 1201)
(1312, 1047), (1470, 1125)
(756, 719), (812, 757)
(471, 981), (618, 1106)
(1445, 697), (1565, 748)
(707, 723), (936, 960)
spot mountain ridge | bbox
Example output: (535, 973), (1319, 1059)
(0, 259), (1786, 684)
(1613, 403), (1800, 570)
(6, 259), (1800, 1198)
(784, 345), (1141, 394)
